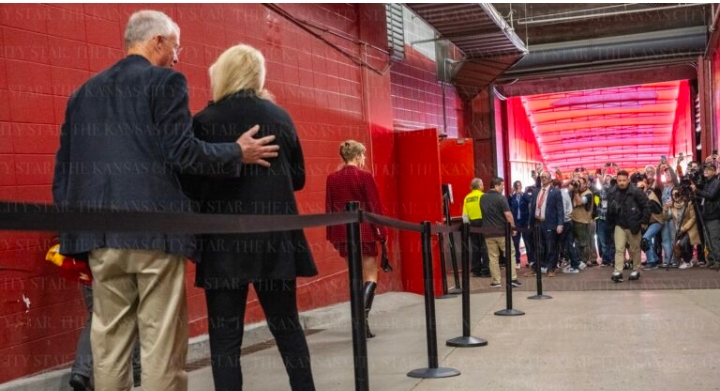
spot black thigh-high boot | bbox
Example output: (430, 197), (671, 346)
(363, 281), (377, 339)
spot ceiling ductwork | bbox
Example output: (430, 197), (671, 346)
(505, 26), (706, 77)
(405, 3), (528, 100)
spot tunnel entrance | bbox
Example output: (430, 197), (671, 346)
(500, 80), (697, 187)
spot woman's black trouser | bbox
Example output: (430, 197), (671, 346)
(205, 279), (316, 391)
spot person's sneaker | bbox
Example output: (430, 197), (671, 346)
(511, 280), (522, 287)
(642, 264), (658, 271)
(601, 263), (613, 267)
(515, 263), (521, 270)
(611, 271), (624, 282)
(69, 374), (92, 391)
(578, 262), (587, 270)
(490, 282), (502, 288)
(563, 267), (580, 274)
(679, 262), (693, 270)
(540, 267), (548, 274)
(669, 261), (680, 268)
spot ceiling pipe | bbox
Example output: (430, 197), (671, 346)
(479, 3), (528, 53)
(517, 3), (706, 25)
(508, 26), (706, 73)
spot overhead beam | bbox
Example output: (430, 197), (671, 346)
(496, 64), (697, 97)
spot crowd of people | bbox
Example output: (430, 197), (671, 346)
(463, 154), (720, 287)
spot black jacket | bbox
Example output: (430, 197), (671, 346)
(697, 175), (720, 221)
(181, 90), (318, 288)
(52, 55), (242, 258)
(607, 184), (650, 234)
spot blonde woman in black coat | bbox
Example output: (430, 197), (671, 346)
(181, 44), (317, 391)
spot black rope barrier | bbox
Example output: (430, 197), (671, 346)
(407, 221), (461, 379)
(446, 222), (488, 347)
(0, 201), (487, 387)
(527, 225), (552, 300)
(0, 202), (358, 234)
(345, 202), (369, 391)
(361, 211), (422, 233)
(494, 223), (525, 317)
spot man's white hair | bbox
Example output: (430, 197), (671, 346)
(124, 10), (179, 49)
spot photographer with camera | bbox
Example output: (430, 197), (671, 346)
(569, 176), (595, 267)
(690, 160), (720, 269)
(608, 170), (650, 282)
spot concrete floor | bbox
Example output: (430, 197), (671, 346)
(6, 244), (720, 391)
(184, 289), (720, 391)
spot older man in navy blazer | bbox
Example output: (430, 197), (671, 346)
(52, 10), (278, 391)
(528, 170), (565, 277)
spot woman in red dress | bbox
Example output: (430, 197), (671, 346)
(326, 140), (387, 338)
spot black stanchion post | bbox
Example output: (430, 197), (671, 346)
(345, 202), (369, 391)
(407, 221), (461, 379)
(447, 222), (488, 347)
(437, 232), (458, 299)
(494, 223), (525, 317)
(528, 226), (552, 300)
(442, 185), (462, 294)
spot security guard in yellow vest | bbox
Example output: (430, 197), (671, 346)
(463, 178), (490, 277)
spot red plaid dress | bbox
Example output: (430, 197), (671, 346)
(326, 165), (387, 257)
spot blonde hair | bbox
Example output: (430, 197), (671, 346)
(209, 44), (266, 102)
(339, 140), (366, 163)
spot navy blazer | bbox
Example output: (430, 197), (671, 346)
(529, 186), (564, 229)
(52, 55), (242, 258)
(508, 191), (532, 227)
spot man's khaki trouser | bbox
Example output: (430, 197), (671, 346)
(486, 236), (517, 284)
(89, 248), (188, 391)
(614, 226), (642, 274)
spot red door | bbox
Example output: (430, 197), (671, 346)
(395, 128), (444, 295)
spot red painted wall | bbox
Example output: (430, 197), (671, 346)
(671, 80), (693, 160)
(713, 50), (720, 151)
(0, 3), (442, 382)
(506, 97), (544, 188)
(390, 45), (463, 137)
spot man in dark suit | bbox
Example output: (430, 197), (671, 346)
(528, 170), (565, 277)
(52, 10), (278, 391)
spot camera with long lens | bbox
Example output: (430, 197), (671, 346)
(678, 167), (702, 200)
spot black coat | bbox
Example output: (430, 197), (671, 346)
(608, 184), (650, 234)
(52, 55), (242, 258)
(697, 176), (720, 221)
(182, 90), (317, 289)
